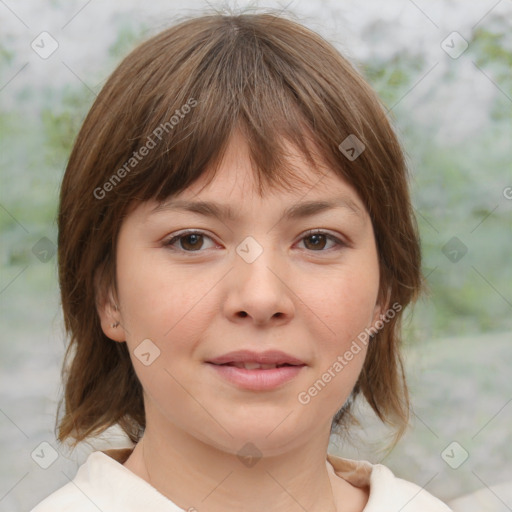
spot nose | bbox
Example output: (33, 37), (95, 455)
(222, 240), (295, 326)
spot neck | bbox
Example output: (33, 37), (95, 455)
(125, 423), (342, 512)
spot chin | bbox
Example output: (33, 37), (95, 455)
(204, 418), (312, 457)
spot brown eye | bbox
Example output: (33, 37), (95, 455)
(179, 233), (204, 251)
(303, 233), (328, 250)
(299, 231), (344, 252)
(165, 231), (215, 252)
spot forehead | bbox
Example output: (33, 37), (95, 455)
(124, 130), (368, 226)
(138, 137), (368, 230)
(176, 131), (364, 206)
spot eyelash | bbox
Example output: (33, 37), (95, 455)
(163, 229), (346, 254)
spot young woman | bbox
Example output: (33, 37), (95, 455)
(31, 11), (452, 512)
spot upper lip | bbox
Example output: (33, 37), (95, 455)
(206, 350), (306, 366)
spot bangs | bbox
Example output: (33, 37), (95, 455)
(106, 14), (362, 208)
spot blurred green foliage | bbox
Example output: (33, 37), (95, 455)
(361, 17), (512, 339)
(108, 22), (147, 60)
(41, 86), (95, 168)
(362, 52), (426, 108)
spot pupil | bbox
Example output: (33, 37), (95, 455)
(183, 234), (202, 250)
(307, 234), (325, 250)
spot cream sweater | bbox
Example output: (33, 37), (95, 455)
(31, 448), (452, 511)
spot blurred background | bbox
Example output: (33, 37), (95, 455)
(1, 0), (511, 510)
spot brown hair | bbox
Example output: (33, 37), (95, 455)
(56, 10), (422, 448)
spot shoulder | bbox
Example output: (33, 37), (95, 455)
(29, 450), (128, 512)
(366, 463), (453, 511)
(29, 448), (177, 512)
(327, 454), (453, 511)
(29, 481), (101, 512)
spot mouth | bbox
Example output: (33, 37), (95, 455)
(208, 362), (303, 370)
(205, 350), (306, 390)
(206, 361), (306, 391)
(206, 349), (306, 368)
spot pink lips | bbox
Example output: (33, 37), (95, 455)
(206, 349), (306, 391)
(206, 349), (305, 366)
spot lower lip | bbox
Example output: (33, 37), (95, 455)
(206, 363), (305, 391)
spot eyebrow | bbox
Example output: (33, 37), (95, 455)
(151, 197), (364, 221)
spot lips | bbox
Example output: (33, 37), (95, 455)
(206, 352), (306, 390)
(218, 362), (296, 370)
(206, 349), (306, 368)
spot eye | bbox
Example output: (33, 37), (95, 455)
(297, 230), (345, 251)
(164, 230), (216, 252)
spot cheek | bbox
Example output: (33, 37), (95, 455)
(116, 254), (163, 334)
(296, 260), (378, 410)
(305, 262), (380, 344)
(116, 247), (219, 347)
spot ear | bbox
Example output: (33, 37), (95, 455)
(94, 266), (126, 343)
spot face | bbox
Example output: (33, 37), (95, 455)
(98, 131), (384, 456)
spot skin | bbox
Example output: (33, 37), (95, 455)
(97, 130), (385, 512)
